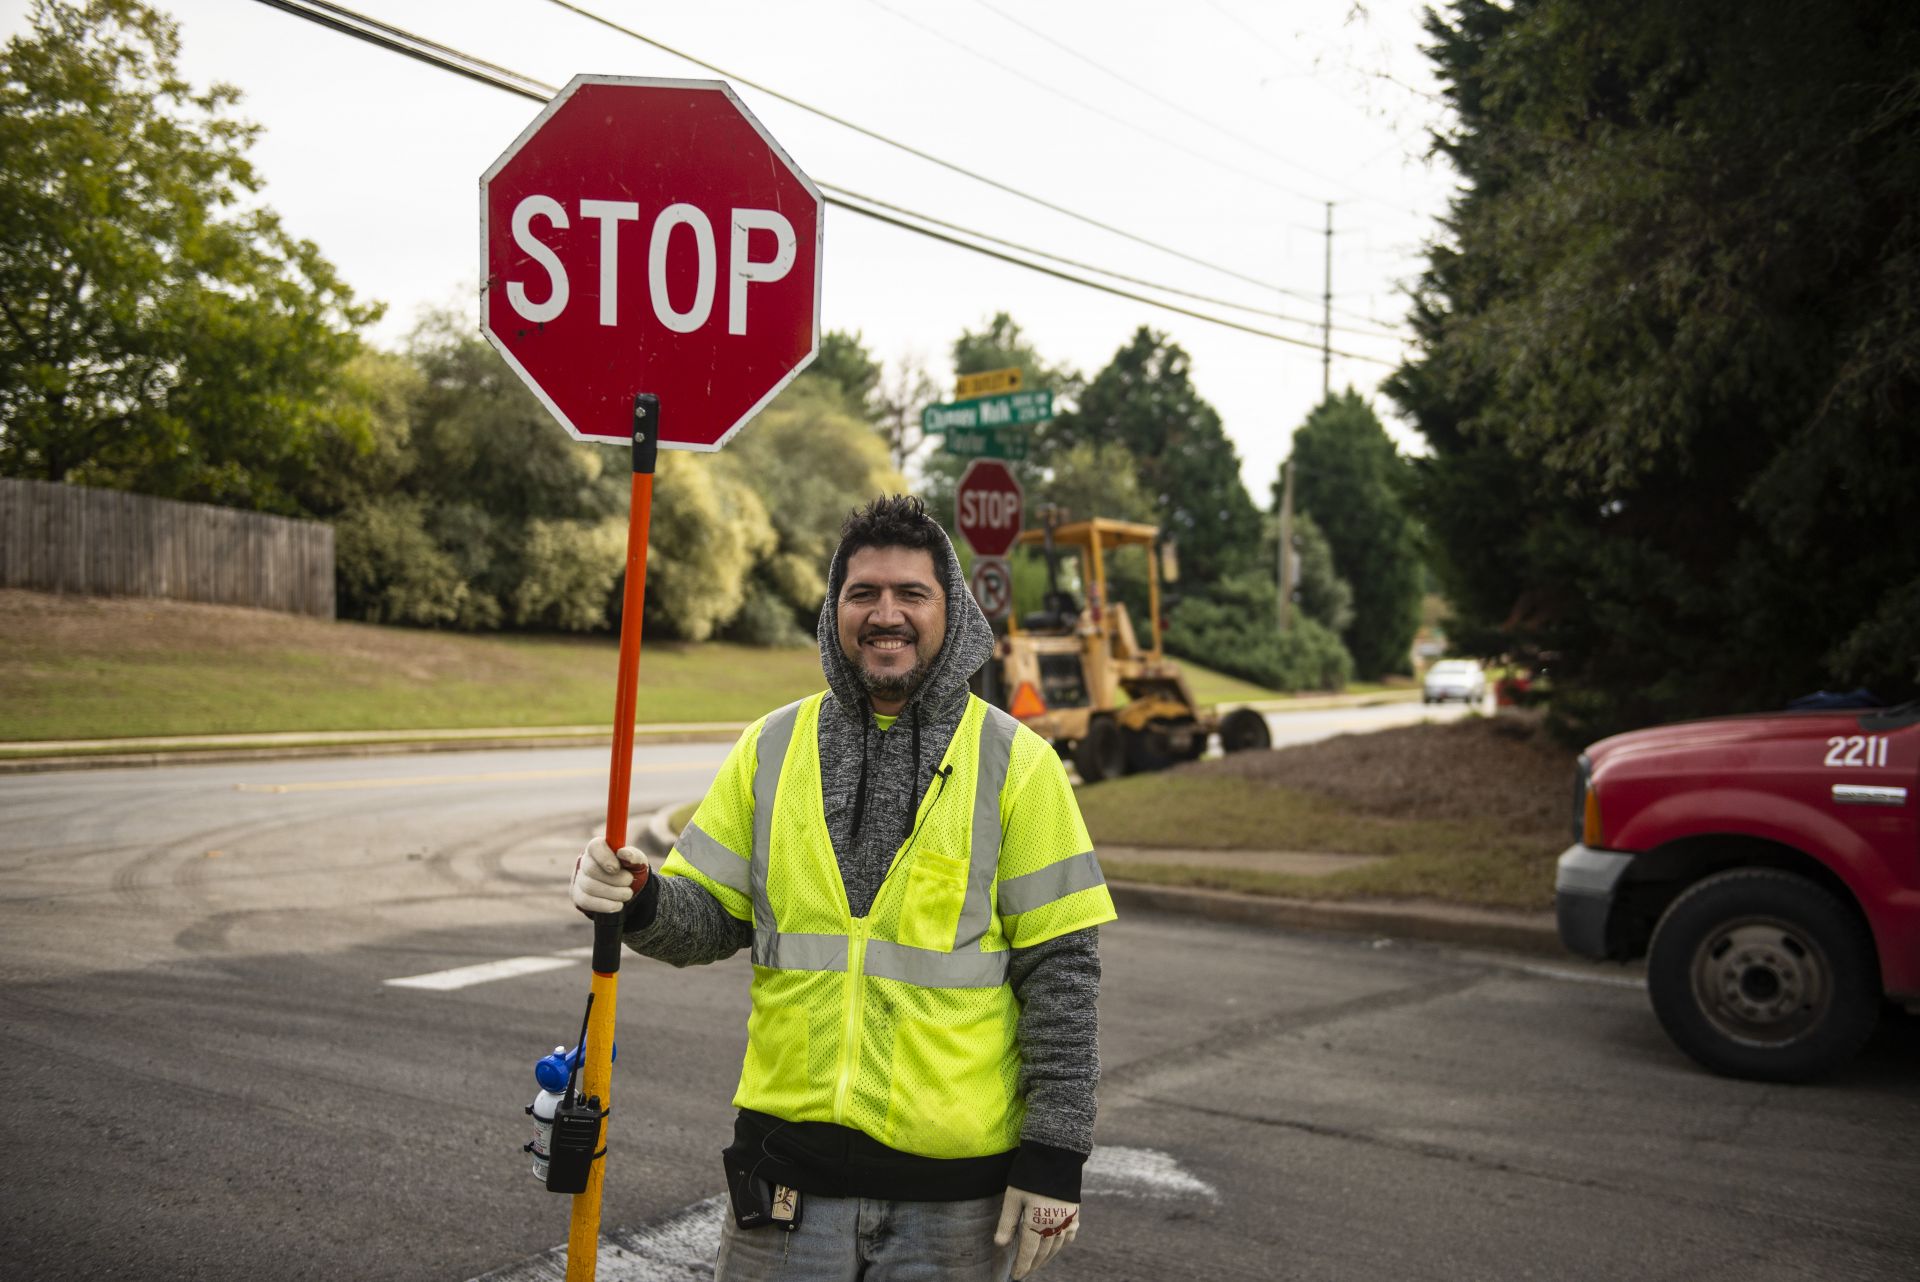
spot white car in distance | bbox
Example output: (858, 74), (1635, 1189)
(1423, 659), (1487, 705)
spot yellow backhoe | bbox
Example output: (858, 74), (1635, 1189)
(988, 515), (1271, 783)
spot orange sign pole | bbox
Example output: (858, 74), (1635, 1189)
(566, 394), (660, 1281)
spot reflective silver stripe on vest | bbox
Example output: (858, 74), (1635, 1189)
(866, 939), (1011, 989)
(752, 929), (846, 972)
(751, 699), (805, 934)
(673, 820), (750, 896)
(953, 701), (1018, 952)
(996, 849), (1105, 915)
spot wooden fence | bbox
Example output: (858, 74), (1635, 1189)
(0, 477), (335, 618)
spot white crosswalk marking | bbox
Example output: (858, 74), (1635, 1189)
(384, 955), (579, 991)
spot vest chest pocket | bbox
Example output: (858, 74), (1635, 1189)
(895, 848), (971, 952)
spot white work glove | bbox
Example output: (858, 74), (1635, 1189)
(571, 837), (648, 915)
(994, 1186), (1080, 1279)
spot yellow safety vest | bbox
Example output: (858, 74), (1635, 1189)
(659, 691), (1117, 1160)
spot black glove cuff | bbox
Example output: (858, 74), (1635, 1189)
(621, 869), (662, 932)
(1007, 1140), (1086, 1202)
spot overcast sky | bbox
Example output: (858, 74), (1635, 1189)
(5, 0), (1459, 495)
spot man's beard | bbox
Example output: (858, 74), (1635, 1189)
(859, 654), (932, 704)
(854, 628), (934, 703)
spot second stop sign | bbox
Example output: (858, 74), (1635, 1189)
(955, 460), (1024, 558)
(481, 76), (823, 451)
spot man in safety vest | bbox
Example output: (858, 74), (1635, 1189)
(572, 494), (1115, 1280)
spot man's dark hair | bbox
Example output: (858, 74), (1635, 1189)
(839, 494), (950, 581)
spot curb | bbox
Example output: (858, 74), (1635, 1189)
(633, 802), (1560, 958)
(0, 727), (746, 775)
(1105, 882), (1560, 956)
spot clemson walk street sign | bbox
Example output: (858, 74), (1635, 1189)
(481, 76), (823, 451)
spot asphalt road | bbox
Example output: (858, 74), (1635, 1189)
(3, 723), (1915, 1281)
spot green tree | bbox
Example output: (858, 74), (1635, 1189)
(1284, 511), (1354, 637)
(809, 330), (883, 422)
(0, 0), (378, 512)
(1164, 570), (1352, 693)
(640, 451), (775, 642)
(1047, 327), (1260, 588)
(1277, 390), (1421, 678)
(726, 377), (906, 642)
(1392, 0), (1920, 734)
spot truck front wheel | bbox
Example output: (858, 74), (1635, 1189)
(1646, 868), (1880, 1082)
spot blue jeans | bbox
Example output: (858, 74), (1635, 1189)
(715, 1193), (1014, 1282)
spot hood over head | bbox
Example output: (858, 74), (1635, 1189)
(816, 506), (994, 725)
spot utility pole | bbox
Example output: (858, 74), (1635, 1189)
(1321, 201), (1334, 398)
(1276, 454), (1295, 634)
(1282, 202), (1331, 636)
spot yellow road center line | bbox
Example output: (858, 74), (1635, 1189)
(235, 759), (725, 794)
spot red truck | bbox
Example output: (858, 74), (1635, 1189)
(1556, 701), (1919, 1080)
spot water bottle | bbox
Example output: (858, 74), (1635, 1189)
(525, 1040), (615, 1183)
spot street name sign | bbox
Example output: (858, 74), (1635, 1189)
(922, 389), (1053, 434)
(941, 425), (1030, 460)
(969, 556), (1013, 622)
(955, 367), (1022, 399)
(955, 459), (1024, 558)
(481, 76), (824, 451)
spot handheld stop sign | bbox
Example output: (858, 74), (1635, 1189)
(481, 75), (823, 1280)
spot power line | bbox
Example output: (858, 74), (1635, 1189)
(245, 0), (1401, 366)
(860, 0), (1325, 208)
(822, 182), (1406, 342)
(830, 194), (1392, 361)
(533, 0), (1333, 305)
(968, 0), (1339, 203)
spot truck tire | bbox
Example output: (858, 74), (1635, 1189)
(1073, 716), (1126, 784)
(1645, 868), (1880, 1082)
(1219, 707), (1271, 754)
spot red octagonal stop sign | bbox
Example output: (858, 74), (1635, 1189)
(955, 460), (1024, 558)
(481, 76), (823, 451)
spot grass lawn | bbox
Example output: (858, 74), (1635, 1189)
(1, 590), (1310, 742)
(0, 591), (823, 740)
(1076, 715), (1574, 909)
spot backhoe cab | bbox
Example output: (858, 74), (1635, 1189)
(991, 515), (1270, 783)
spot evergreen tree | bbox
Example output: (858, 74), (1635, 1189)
(1280, 390), (1422, 679)
(1049, 327), (1260, 587)
(1391, 0), (1920, 734)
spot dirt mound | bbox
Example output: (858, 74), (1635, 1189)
(1180, 713), (1573, 842)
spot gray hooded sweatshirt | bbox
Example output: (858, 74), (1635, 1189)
(621, 521), (1102, 1200)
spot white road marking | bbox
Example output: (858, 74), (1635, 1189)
(1085, 1144), (1218, 1200)
(468, 1147), (1212, 1281)
(384, 956), (579, 991)
(235, 758), (726, 794)
(1506, 962), (1644, 990)
(383, 946), (607, 990)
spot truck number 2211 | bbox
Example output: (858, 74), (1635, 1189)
(1824, 735), (1890, 767)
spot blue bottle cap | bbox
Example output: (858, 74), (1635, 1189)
(534, 1041), (617, 1091)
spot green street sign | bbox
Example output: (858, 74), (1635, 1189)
(922, 389), (1053, 435)
(942, 425), (1031, 460)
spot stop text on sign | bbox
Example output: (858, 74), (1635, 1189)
(958, 490), (1021, 531)
(504, 197), (796, 336)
